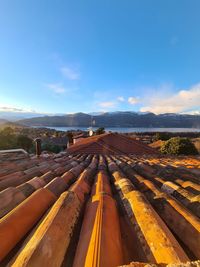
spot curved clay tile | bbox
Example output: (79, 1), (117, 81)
(0, 188), (56, 261)
(114, 156), (200, 259)
(73, 169), (123, 267)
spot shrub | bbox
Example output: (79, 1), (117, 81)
(41, 143), (62, 153)
(154, 132), (171, 141)
(160, 137), (198, 155)
(16, 135), (33, 152)
(0, 127), (18, 149)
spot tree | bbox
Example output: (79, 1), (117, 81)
(21, 128), (29, 135)
(160, 137), (198, 155)
(42, 143), (62, 153)
(154, 132), (171, 141)
(16, 135), (33, 152)
(0, 127), (17, 149)
(1, 127), (14, 136)
(95, 127), (105, 135)
(44, 132), (50, 137)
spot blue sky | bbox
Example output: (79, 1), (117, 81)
(0, 0), (200, 115)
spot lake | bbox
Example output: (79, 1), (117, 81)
(37, 126), (200, 133)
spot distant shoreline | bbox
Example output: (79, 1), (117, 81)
(33, 126), (200, 133)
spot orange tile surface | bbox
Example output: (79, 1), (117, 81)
(0, 136), (199, 266)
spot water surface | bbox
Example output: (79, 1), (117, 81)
(36, 126), (200, 133)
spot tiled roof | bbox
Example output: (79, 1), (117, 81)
(67, 133), (158, 155)
(73, 133), (88, 139)
(0, 144), (200, 266)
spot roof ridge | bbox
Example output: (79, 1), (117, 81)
(95, 141), (119, 154)
(119, 134), (157, 153)
(98, 139), (126, 154)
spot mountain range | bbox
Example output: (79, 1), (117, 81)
(14, 112), (200, 128)
(0, 111), (51, 121)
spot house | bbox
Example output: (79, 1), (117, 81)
(67, 132), (158, 154)
(72, 132), (88, 144)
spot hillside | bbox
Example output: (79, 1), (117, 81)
(0, 119), (8, 125)
(18, 112), (200, 128)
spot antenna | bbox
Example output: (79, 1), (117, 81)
(88, 115), (95, 136)
(90, 115), (93, 127)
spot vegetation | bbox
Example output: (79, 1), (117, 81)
(192, 138), (200, 154)
(95, 127), (105, 135)
(16, 135), (33, 151)
(0, 126), (67, 153)
(160, 137), (198, 155)
(0, 127), (17, 150)
(41, 143), (62, 153)
(0, 127), (33, 151)
(154, 132), (171, 141)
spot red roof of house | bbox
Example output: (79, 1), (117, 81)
(73, 133), (88, 139)
(67, 132), (158, 155)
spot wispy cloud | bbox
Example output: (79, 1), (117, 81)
(117, 96), (125, 102)
(182, 110), (200, 115)
(61, 66), (80, 80)
(98, 101), (116, 108)
(128, 97), (140, 105)
(46, 83), (66, 94)
(97, 95), (127, 110)
(0, 106), (25, 112)
(140, 83), (200, 114)
(0, 105), (50, 114)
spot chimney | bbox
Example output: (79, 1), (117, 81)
(34, 138), (41, 157)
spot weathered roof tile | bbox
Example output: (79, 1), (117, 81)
(0, 134), (200, 266)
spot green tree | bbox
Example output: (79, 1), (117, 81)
(42, 143), (62, 153)
(0, 127), (17, 149)
(16, 135), (33, 151)
(154, 132), (171, 141)
(95, 127), (105, 135)
(2, 127), (14, 135)
(160, 137), (198, 155)
(21, 128), (29, 135)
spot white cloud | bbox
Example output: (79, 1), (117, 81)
(46, 83), (66, 94)
(98, 101), (116, 108)
(0, 106), (25, 112)
(128, 97), (139, 105)
(96, 95), (125, 111)
(140, 83), (200, 114)
(117, 96), (125, 102)
(61, 67), (80, 80)
(0, 105), (52, 115)
(182, 110), (200, 115)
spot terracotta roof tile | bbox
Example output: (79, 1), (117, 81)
(0, 146), (200, 266)
(67, 133), (158, 155)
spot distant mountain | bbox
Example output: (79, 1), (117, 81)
(18, 112), (200, 128)
(88, 112), (105, 116)
(0, 111), (52, 121)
